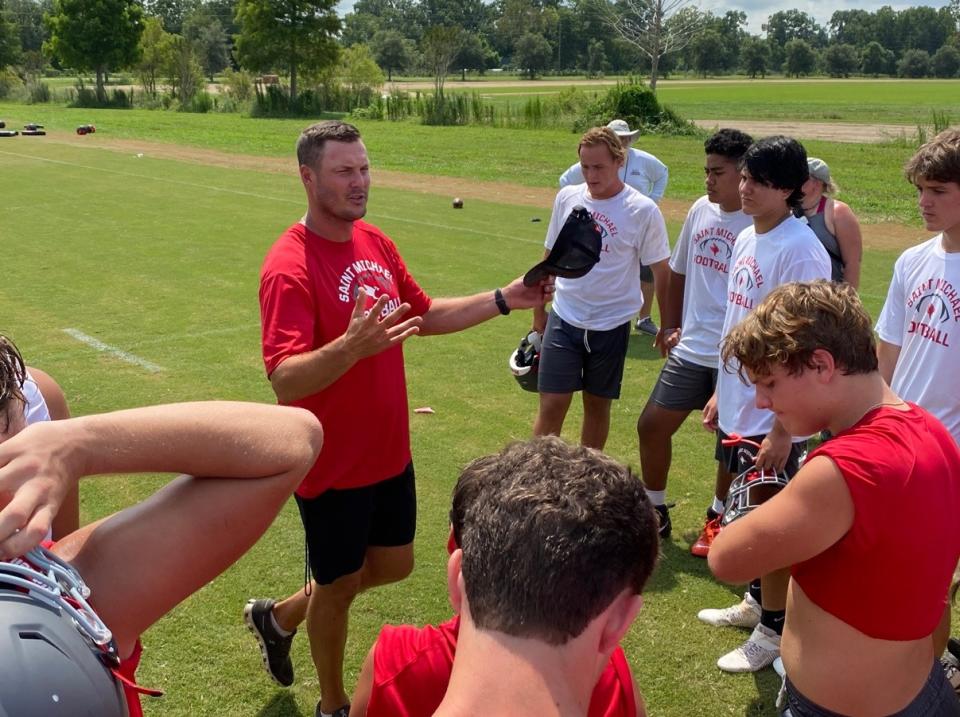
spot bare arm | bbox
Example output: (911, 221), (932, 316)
(0, 401), (322, 558)
(647, 260), (672, 355)
(833, 201), (863, 289)
(709, 455), (854, 583)
(877, 339), (902, 386)
(418, 275), (553, 336)
(27, 366), (77, 540)
(270, 292), (422, 403)
(351, 644), (377, 717)
(532, 248), (552, 334)
(754, 418), (795, 473)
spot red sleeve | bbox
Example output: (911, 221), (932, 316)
(588, 646), (636, 717)
(259, 259), (316, 378)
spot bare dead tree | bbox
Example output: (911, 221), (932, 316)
(598, 0), (702, 91)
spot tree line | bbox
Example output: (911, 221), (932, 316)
(0, 0), (959, 110)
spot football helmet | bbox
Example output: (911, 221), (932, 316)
(721, 435), (791, 527)
(0, 546), (128, 717)
(508, 330), (542, 393)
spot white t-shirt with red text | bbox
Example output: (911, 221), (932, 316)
(669, 196), (752, 368)
(876, 235), (960, 443)
(717, 215), (831, 437)
(545, 183), (670, 331)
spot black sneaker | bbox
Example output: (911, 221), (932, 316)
(654, 504), (671, 539)
(315, 703), (350, 717)
(244, 598), (296, 687)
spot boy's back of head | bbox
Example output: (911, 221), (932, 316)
(456, 436), (659, 645)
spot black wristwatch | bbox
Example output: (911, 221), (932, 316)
(494, 288), (510, 315)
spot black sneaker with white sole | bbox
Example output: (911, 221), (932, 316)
(654, 503), (672, 539)
(315, 702), (350, 717)
(244, 598), (296, 687)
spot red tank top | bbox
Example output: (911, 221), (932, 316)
(791, 404), (960, 639)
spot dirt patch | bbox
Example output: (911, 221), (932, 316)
(692, 119), (915, 144)
(44, 130), (919, 251)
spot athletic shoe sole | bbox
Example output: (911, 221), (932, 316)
(244, 599), (293, 688)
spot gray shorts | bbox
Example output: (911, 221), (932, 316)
(783, 661), (960, 717)
(715, 429), (806, 477)
(649, 354), (717, 411)
(639, 263), (653, 283)
(537, 311), (631, 399)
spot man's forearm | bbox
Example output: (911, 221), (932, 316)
(419, 292), (500, 336)
(270, 336), (358, 403)
(662, 271), (685, 330)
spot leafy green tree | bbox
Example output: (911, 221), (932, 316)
(166, 33), (203, 102)
(932, 45), (960, 78)
(144, 0), (199, 34)
(235, 0), (340, 103)
(898, 48), (930, 78)
(861, 41), (893, 77)
(372, 29), (410, 81)
(691, 28), (724, 76)
(183, 7), (229, 80)
(341, 11), (381, 47)
(137, 15), (173, 96)
(897, 6), (953, 55)
(828, 10), (875, 48)
(44, 0), (145, 101)
(341, 43), (383, 103)
(823, 43), (858, 77)
(783, 38), (816, 77)
(513, 30), (552, 78)
(453, 31), (491, 80)
(420, 24), (462, 97)
(0, 3), (20, 68)
(740, 35), (769, 78)
(6, 0), (51, 53)
(586, 39), (605, 77)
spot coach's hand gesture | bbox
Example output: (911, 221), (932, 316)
(344, 291), (422, 362)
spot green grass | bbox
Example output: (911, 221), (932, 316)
(0, 101), (932, 224)
(2, 135), (948, 717)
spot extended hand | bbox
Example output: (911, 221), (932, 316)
(755, 428), (792, 473)
(654, 327), (681, 357)
(344, 291), (422, 361)
(501, 275), (555, 310)
(702, 393), (719, 433)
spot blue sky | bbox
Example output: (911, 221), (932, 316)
(334, 1), (954, 33)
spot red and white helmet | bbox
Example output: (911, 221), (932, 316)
(721, 435), (793, 526)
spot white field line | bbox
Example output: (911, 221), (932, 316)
(62, 328), (164, 373)
(0, 149), (543, 245)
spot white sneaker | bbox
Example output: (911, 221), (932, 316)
(697, 592), (761, 628)
(717, 623), (781, 673)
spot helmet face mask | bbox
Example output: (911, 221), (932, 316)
(509, 331), (542, 393)
(721, 464), (790, 526)
(0, 547), (128, 717)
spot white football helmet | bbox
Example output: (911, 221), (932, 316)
(508, 330), (542, 393)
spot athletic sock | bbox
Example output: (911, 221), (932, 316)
(270, 611), (293, 638)
(760, 608), (786, 636)
(748, 578), (762, 605)
(711, 496), (725, 515)
(645, 488), (666, 506)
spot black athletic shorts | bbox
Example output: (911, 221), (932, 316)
(639, 263), (654, 283)
(649, 354), (718, 411)
(295, 462), (417, 585)
(715, 429), (806, 477)
(537, 311), (631, 399)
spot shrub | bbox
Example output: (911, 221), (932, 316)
(26, 80), (51, 104)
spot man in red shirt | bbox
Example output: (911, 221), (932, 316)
(349, 438), (645, 717)
(710, 281), (960, 715)
(247, 120), (552, 717)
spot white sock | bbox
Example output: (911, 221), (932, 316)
(645, 489), (666, 506)
(270, 612), (293, 637)
(711, 496), (725, 515)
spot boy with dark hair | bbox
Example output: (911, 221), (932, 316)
(877, 129), (960, 446)
(636, 128), (753, 545)
(349, 437), (647, 717)
(698, 136), (831, 673)
(426, 437), (659, 717)
(711, 280), (960, 716)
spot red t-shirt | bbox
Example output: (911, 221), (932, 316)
(260, 221), (432, 496)
(367, 616), (637, 717)
(792, 403), (960, 640)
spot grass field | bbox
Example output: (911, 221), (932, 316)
(454, 78), (960, 126)
(0, 105), (953, 716)
(0, 101), (932, 224)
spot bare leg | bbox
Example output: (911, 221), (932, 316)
(638, 280), (656, 320)
(534, 392), (574, 438)
(581, 392), (613, 450)
(307, 544), (413, 713)
(637, 401), (690, 492)
(714, 463), (735, 504)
